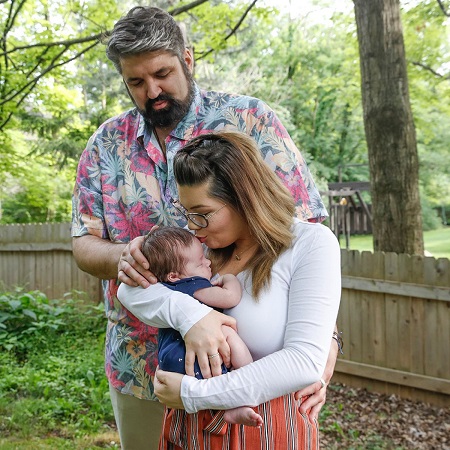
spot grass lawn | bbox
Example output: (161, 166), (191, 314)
(339, 226), (450, 259)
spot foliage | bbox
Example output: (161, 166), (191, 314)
(195, 6), (368, 186)
(1, 0), (449, 233)
(0, 289), (111, 438)
(402, 0), (450, 209)
(0, 131), (74, 224)
(0, 288), (104, 358)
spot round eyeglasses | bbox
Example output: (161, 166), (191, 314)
(172, 199), (226, 228)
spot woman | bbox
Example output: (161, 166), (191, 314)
(118, 131), (341, 449)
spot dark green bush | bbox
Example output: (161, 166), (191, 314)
(0, 289), (112, 438)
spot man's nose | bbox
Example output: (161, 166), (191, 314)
(146, 81), (162, 99)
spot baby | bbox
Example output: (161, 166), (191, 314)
(142, 226), (262, 428)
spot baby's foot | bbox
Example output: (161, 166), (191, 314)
(223, 407), (263, 427)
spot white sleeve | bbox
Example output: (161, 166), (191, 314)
(117, 283), (213, 338)
(181, 224), (341, 412)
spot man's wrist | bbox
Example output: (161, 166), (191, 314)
(332, 330), (344, 355)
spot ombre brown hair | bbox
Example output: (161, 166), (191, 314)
(173, 131), (295, 298)
(142, 227), (196, 281)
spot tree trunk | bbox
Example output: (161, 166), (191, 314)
(353, 0), (424, 255)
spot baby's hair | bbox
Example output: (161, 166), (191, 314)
(142, 227), (196, 281)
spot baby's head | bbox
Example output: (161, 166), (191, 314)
(142, 227), (212, 282)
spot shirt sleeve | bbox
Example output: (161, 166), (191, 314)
(117, 282), (213, 338)
(180, 224), (341, 412)
(248, 101), (328, 222)
(71, 132), (108, 239)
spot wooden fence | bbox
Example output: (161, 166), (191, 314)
(336, 250), (450, 407)
(0, 223), (102, 302)
(0, 223), (449, 406)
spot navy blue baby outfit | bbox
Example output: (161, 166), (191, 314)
(158, 276), (228, 379)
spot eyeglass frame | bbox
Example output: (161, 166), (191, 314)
(171, 198), (226, 228)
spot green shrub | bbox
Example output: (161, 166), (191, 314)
(0, 289), (104, 358)
(0, 289), (112, 438)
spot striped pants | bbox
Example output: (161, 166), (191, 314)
(159, 394), (319, 450)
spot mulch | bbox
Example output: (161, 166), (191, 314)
(320, 383), (450, 449)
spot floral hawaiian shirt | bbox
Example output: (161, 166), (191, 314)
(71, 84), (328, 400)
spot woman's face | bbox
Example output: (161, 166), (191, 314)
(177, 183), (250, 249)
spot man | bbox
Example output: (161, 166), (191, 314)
(72, 6), (338, 450)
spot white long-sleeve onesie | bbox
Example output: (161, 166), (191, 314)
(118, 219), (341, 413)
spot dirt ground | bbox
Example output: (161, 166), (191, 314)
(320, 383), (450, 449)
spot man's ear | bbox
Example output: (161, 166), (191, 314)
(184, 47), (194, 73)
(167, 272), (181, 282)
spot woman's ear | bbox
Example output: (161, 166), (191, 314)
(167, 272), (181, 283)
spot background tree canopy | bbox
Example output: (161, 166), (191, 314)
(0, 0), (449, 230)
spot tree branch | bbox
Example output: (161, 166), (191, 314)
(169, 0), (209, 16)
(4, 0), (28, 36)
(411, 61), (450, 79)
(197, 0), (258, 60)
(0, 41), (100, 106)
(436, 0), (450, 16)
(0, 0), (209, 58)
(0, 33), (103, 57)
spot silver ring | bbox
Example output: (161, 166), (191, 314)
(320, 378), (327, 389)
(208, 353), (219, 359)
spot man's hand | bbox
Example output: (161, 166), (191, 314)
(117, 236), (157, 288)
(294, 379), (327, 420)
(294, 333), (339, 420)
(184, 310), (237, 379)
(154, 367), (184, 409)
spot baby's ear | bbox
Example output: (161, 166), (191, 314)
(167, 272), (181, 282)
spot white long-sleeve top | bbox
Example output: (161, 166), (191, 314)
(118, 219), (341, 413)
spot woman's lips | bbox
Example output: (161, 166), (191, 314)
(196, 236), (207, 244)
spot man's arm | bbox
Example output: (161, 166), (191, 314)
(73, 234), (157, 287)
(72, 235), (125, 280)
(194, 274), (242, 309)
(295, 328), (341, 420)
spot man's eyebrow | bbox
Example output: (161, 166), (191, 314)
(125, 76), (142, 83)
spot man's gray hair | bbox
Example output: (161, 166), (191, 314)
(105, 6), (187, 74)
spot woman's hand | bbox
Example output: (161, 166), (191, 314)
(184, 310), (237, 379)
(154, 368), (185, 409)
(117, 235), (157, 288)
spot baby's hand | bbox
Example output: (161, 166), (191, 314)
(211, 275), (224, 287)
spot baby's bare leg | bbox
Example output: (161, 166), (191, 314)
(221, 325), (253, 369)
(220, 326), (263, 427)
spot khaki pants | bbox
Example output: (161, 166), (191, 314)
(109, 383), (165, 450)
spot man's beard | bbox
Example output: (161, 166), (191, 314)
(139, 77), (195, 128)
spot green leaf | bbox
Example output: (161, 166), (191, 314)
(23, 309), (38, 320)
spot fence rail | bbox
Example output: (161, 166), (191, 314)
(1, 223), (449, 406)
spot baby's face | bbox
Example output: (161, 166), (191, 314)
(179, 238), (212, 280)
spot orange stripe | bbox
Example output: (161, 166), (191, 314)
(160, 394), (319, 450)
